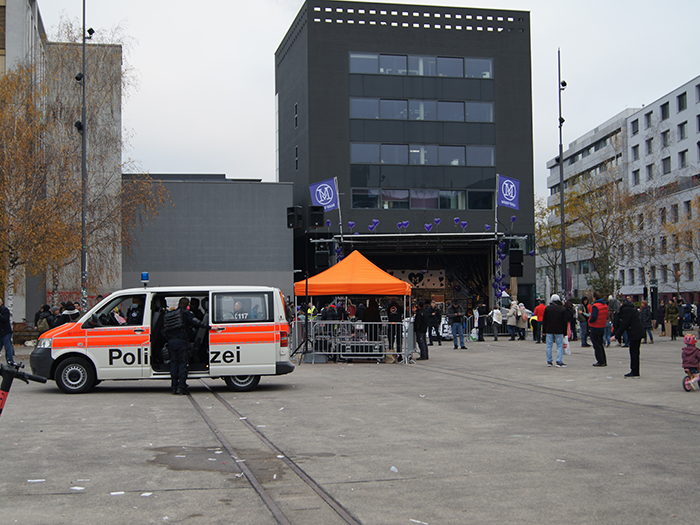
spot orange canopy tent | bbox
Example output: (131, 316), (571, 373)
(294, 251), (412, 296)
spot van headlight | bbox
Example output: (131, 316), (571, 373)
(36, 338), (52, 349)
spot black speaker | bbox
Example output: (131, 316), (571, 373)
(510, 249), (523, 264)
(315, 250), (330, 268)
(308, 206), (325, 228)
(286, 206), (302, 229)
(509, 263), (523, 277)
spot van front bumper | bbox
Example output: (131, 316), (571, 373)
(30, 346), (54, 380)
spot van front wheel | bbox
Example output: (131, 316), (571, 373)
(224, 375), (260, 392)
(55, 357), (95, 394)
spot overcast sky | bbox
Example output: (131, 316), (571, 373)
(37, 0), (700, 199)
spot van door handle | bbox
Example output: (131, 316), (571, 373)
(213, 326), (226, 332)
(133, 328), (145, 334)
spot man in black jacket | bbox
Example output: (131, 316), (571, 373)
(0, 298), (14, 365)
(541, 294), (567, 368)
(414, 301), (430, 360)
(163, 297), (207, 395)
(613, 296), (644, 378)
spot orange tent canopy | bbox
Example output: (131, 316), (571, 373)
(294, 251), (412, 296)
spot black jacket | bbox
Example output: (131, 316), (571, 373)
(614, 301), (645, 342)
(414, 307), (430, 333)
(541, 301), (567, 335)
(164, 308), (206, 341)
(0, 305), (12, 336)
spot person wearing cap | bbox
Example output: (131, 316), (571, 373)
(55, 302), (81, 326)
(589, 291), (609, 366)
(541, 294), (567, 367)
(35, 304), (56, 334)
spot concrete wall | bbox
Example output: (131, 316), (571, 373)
(122, 177), (296, 298)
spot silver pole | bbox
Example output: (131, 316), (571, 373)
(557, 49), (567, 297)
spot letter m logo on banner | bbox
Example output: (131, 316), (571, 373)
(309, 178), (339, 212)
(497, 174), (520, 210)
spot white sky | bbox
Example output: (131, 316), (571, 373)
(37, 0), (700, 199)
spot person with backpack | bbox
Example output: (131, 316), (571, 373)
(163, 297), (207, 395)
(35, 304), (56, 334)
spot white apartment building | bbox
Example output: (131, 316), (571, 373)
(540, 74), (700, 304)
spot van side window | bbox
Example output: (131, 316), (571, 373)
(213, 293), (272, 323)
(88, 294), (147, 327)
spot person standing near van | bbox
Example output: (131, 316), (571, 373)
(0, 298), (15, 366)
(163, 298), (207, 395)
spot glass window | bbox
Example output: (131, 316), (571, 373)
(437, 101), (465, 121)
(661, 102), (670, 120)
(437, 57), (464, 77)
(467, 146), (495, 166)
(380, 99), (408, 120)
(351, 143), (380, 164)
(213, 293), (271, 323)
(87, 293), (148, 327)
(644, 111), (653, 129)
(411, 189), (439, 209)
(646, 163), (654, 180)
(662, 156), (671, 174)
(350, 98), (379, 119)
(678, 92), (687, 112)
(468, 191), (494, 210)
(409, 144), (438, 165)
(409, 99), (437, 120)
(439, 146), (466, 166)
(408, 55), (436, 76)
(379, 54), (407, 75)
(381, 144), (408, 164)
(465, 58), (493, 78)
(349, 53), (378, 73)
(439, 190), (466, 209)
(680, 150), (688, 168)
(678, 121), (687, 140)
(465, 102), (494, 122)
(352, 188), (380, 208)
(662, 130), (671, 147)
(630, 119), (639, 135)
(631, 145), (639, 160)
(632, 169), (640, 185)
(381, 189), (410, 209)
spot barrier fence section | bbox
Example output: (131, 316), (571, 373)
(290, 320), (411, 363)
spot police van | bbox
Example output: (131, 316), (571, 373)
(30, 286), (294, 394)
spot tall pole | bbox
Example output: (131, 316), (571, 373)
(80, 0), (88, 309)
(557, 49), (567, 297)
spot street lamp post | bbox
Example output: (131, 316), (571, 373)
(557, 49), (567, 297)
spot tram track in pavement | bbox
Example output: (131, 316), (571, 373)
(409, 360), (700, 424)
(186, 380), (363, 525)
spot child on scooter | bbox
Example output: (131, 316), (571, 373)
(682, 334), (700, 390)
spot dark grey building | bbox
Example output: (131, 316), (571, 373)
(276, 0), (535, 307)
(123, 175), (295, 297)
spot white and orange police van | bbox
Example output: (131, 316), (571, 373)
(30, 286), (294, 394)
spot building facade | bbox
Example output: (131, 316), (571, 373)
(276, 0), (535, 308)
(542, 74), (700, 305)
(0, 0), (46, 74)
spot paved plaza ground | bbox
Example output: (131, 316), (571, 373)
(2, 331), (700, 524)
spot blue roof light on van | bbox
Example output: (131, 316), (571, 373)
(141, 272), (149, 287)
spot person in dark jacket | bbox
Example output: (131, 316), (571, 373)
(578, 297), (592, 347)
(414, 301), (430, 360)
(656, 300), (666, 335)
(613, 296), (645, 378)
(35, 304), (56, 333)
(427, 300), (442, 345)
(639, 300), (654, 344)
(362, 299), (381, 341)
(541, 294), (568, 367)
(55, 302), (81, 326)
(163, 297), (207, 395)
(0, 298), (15, 365)
(589, 291), (609, 367)
(387, 299), (403, 353)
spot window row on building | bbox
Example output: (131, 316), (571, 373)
(351, 187), (493, 210)
(350, 97), (494, 122)
(351, 143), (495, 166)
(618, 262), (695, 286)
(350, 52), (493, 79)
(630, 88), (698, 137)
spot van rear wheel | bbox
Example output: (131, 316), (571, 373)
(224, 375), (260, 392)
(55, 357), (95, 394)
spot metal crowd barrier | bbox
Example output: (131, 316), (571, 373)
(290, 320), (411, 364)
